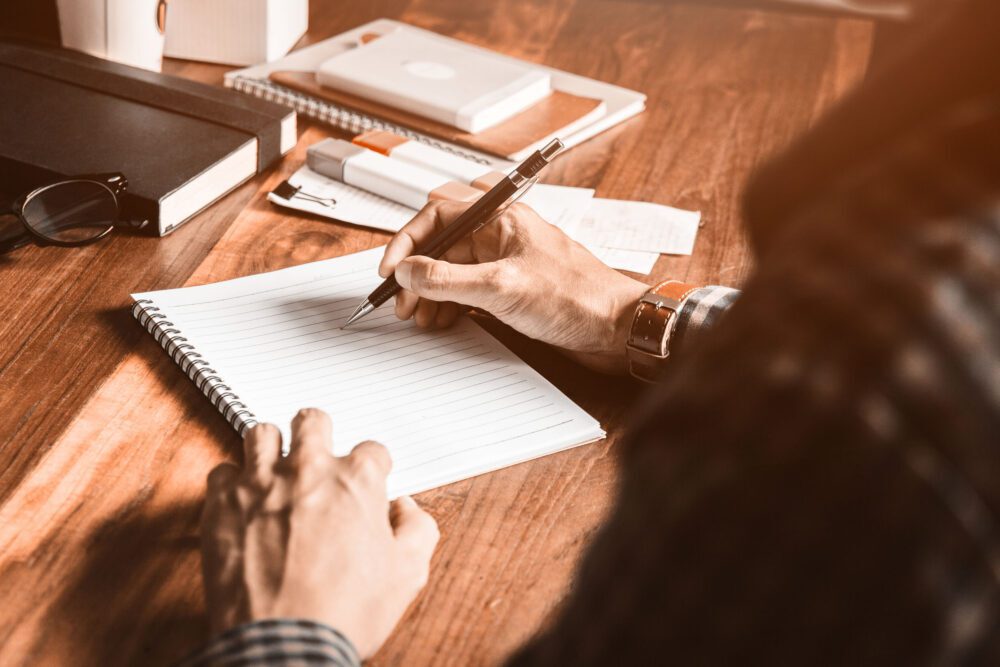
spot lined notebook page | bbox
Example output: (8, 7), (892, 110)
(133, 248), (603, 497)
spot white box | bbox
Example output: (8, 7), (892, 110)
(58, 0), (166, 72)
(164, 0), (308, 66)
(316, 30), (551, 133)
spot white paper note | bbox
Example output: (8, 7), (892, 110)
(268, 166), (418, 232)
(268, 167), (692, 275)
(521, 184), (595, 230)
(572, 198), (701, 255)
(523, 186), (657, 273)
(133, 248), (603, 498)
(584, 245), (660, 275)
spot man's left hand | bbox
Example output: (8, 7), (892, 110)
(200, 409), (440, 659)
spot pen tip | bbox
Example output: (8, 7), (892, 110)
(342, 301), (372, 329)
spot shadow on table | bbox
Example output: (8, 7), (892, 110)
(43, 501), (210, 666)
(98, 305), (247, 459)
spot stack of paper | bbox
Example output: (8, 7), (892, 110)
(270, 166), (700, 275)
(520, 186), (700, 274)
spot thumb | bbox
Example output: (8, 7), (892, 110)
(394, 256), (505, 309)
(390, 495), (440, 561)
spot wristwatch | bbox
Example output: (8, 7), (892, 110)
(626, 280), (698, 382)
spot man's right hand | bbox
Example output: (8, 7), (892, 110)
(379, 200), (649, 374)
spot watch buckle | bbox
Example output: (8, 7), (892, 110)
(625, 306), (678, 361)
(638, 293), (684, 311)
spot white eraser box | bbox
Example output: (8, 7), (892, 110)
(164, 0), (308, 66)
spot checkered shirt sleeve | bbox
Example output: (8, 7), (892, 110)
(178, 619), (361, 667)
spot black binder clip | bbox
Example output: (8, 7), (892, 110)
(271, 179), (337, 209)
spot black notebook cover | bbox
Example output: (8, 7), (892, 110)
(0, 41), (297, 235)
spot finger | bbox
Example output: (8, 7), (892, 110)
(390, 495), (440, 561)
(242, 423), (282, 488)
(287, 408), (333, 471)
(434, 302), (461, 329)
(379, 200), (470, 278)
(413, 298), (439, 329)
(201, 463), (247, 634)
(394, 256), (508, 309)
(203, 462), (241, 527)
(343, 440), (393, 486)
(202, 465), (242, 603)
(395, 289), (419, 320)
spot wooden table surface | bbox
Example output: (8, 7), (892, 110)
(0, 2), (873, 664)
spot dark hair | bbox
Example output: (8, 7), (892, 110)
(510, 2), (1000, 663)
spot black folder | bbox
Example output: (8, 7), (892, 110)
(0, 41), (297, 235)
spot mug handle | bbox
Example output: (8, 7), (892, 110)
(156, 0), (168, 35)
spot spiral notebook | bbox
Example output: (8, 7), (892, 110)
(131, 247), (604, 497)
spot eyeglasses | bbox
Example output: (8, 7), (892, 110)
(0, 173), (145, 256)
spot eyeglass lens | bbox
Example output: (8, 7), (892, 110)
(21, 181), (118, 244)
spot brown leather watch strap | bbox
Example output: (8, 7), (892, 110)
(626, 280), (698, 382)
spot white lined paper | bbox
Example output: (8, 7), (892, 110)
(133, 247), (603, 497)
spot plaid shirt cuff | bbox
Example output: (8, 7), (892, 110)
(672, 285), (740, 352)
(177, 619), (361, 667)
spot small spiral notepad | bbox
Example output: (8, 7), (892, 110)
(132, 248), (603, 497)
(230, 76), (493, 165)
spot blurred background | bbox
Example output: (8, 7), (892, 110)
(0, 0), (948, 71)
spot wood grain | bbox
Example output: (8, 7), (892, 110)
(0, 1), (872, 664)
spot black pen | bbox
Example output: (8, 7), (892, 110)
(342, 138), (565, 328)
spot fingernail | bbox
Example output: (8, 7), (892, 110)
(398, 495), (417, 506)
(395, 260), (412, 288)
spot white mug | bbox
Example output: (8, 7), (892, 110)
(57, 0), (168, 72)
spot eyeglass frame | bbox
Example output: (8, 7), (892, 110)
(0, 173), (139, 255)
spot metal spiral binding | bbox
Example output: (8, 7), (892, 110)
(132, 299), (259, 436)
(231, 76), (494, 166)
(180, 352), (203, 376)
